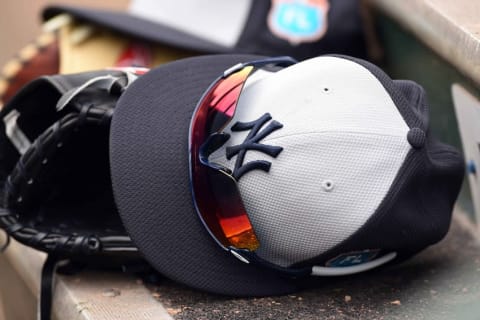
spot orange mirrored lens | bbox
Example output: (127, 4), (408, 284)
(191, 66), (260, 251)
(210, 170), (259, 251)
(208, 66), (253, 118)
(219, 214), (260, 250)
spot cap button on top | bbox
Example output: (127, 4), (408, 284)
(407, 127), (426, 149)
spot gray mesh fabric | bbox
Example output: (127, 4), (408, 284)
(209, 57), (411, 266)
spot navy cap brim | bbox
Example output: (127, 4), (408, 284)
(109, 54), (301, 296)
(43, 6), (229, 53)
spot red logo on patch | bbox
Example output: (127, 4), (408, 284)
(115, 42), (153, 68)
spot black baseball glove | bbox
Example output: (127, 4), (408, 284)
(0, 69), (149, 320)
(0, 69), (143, 258)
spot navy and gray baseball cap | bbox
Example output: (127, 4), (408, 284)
(43, 0), (367, 60)
(109, 54), (464, 296)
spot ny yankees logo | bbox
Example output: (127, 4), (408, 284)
(226, 113), (283, 180)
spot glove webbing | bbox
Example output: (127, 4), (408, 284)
(0, 103), (129, 255)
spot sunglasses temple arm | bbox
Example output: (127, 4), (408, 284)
(232, 250), (397, 278)
(231, 248), (311, 278)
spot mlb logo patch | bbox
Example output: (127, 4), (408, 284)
(326, 250), (381, 267)
(268, 0), (330, 45)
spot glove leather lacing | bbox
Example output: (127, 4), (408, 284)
(0, 73), (139, 320)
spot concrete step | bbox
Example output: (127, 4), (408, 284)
(146, 210), (480, 320)
(1, 208), (479, 320)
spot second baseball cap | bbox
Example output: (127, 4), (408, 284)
(43, 0), (368, 60)
(109, 54), (464, 296)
